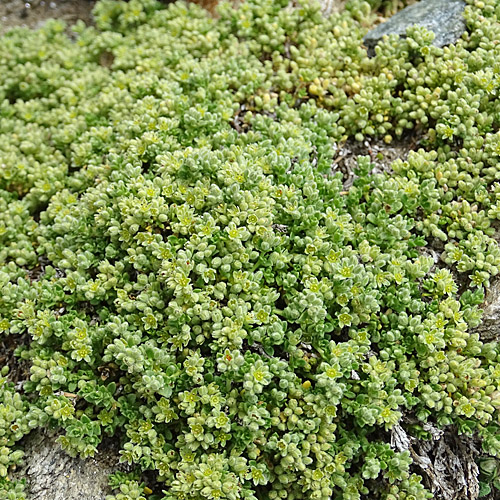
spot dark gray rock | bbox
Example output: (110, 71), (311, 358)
(363, 0), (466, 56)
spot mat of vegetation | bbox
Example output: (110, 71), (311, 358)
(1, 0), (500, 498)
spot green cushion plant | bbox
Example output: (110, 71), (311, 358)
(1, 0), (500, 498)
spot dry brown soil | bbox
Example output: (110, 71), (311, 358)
(0, 0), (96, 34)
(0, 0), (230, 34)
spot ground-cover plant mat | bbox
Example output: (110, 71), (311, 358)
(1, 0), (500, 498)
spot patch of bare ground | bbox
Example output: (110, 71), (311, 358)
(0, 0), (418, 36)
(0, 0), (96, 35)
(331, 133), (421, 190)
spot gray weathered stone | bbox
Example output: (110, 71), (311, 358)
(472, 277), (500, 341)
(363, 0), (466, 56)
(12, 430), (122, 500)
(319, 0), (348, 16)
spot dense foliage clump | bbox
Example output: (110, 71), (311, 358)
(1, 0), (500, 498)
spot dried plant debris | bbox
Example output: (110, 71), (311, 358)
(331, 134), (420, 189)
(391, 421), (483, 500)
